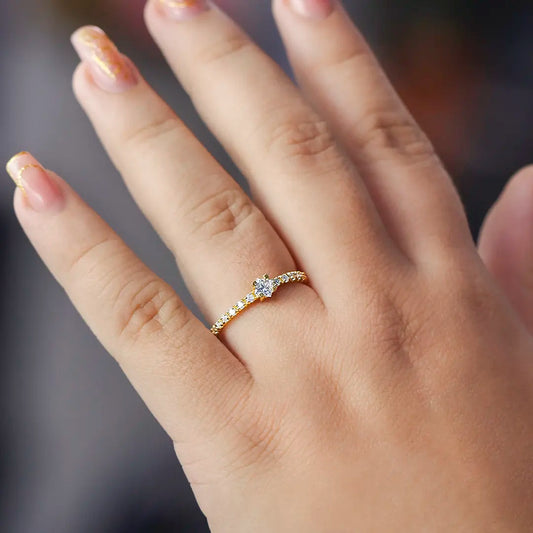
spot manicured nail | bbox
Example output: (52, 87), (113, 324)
(157, 0), (211, 21)
(71, 26), (138, 93)
(6, 152), (64, 212)
(288, 0), (335, 19)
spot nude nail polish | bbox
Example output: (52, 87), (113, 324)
(288, 0), (335, 19)
(6, 152), (64, 212)
(157, 0), (211, 21)
(71, 26), (138, 93)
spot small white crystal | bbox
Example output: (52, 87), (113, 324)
(254, 278), (276, 298)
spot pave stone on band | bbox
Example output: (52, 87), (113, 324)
(210, 271), (308, 336)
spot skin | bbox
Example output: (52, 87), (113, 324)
(10, 1), (533, 531)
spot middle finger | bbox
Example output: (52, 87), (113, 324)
(144, 0), (403, 301)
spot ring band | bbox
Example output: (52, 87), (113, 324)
(210, 271), (308, 336)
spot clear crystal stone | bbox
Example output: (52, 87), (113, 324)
(246, 293), (255, 303)
(281, 274), (289, 283)
(254, 278), (277, 299)
(229, 308), (236, 317)
(237, 301), (245, 310)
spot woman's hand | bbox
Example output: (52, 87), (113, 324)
(7, 0), (533, 531)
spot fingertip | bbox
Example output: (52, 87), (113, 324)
(271, 0), (286, 18)
(13, 185), (28, 219)
(502, 165), (533, 199)
(143, 0), (158, 32)
(482, 165), (533, 237)
(144, 0), (212, 33)
(479, 164), (533, 272)
(69, 26), (139, 94)
(72, 61), (92, 100)
(72, 54), (144, 125)
(479, 165), (533, 331)
(70, 25), (104, 55)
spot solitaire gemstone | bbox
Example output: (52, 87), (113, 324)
(254, 277), (277, 299)
(211, 272), (307, 335)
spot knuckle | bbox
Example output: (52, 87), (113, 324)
(196, 33), (253, 67)
(268, 117), (339, 165)
(354, 278), (425, 364)
(371, 294), (419, 358)
(222, 404), (285, 477)
(114, 277), (189, 342)
(439, 267), (498, 321)
(357, 109), (436, 162)
(185, 187), (258, 241)
(67, 236), (124, 278)
(313, 41), (371, 76)
(122, 114), (183, 149)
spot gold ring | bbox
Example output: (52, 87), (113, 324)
(211, 271), (308, 336)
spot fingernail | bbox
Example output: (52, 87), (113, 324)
(157, 0), (211, 21)
(71, 26), (138, 93)
(288, 0), (335, 19)
(6, 152), (64, 212)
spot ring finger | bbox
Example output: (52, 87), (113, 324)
(71, 26), (315, 355)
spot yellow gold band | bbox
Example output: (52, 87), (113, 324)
(211, 271), (308, 336)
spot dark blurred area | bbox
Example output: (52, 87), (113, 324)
(1, 1), (532, 532)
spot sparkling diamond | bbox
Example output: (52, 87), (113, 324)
(246, 293), (256, 303)
(281, 274), (289, 283)
(254, 277), (276, 299)
(229, 308), (237, 317)
(237, 301), (245, 310)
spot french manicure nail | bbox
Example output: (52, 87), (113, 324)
(157, 0), (211, 21)
(288, 0), (335, 19)
(6, 152), (64, 212)
(71, 26), (138, 93)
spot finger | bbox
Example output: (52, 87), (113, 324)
(272, 0), (473, 263)
(144, 0), (402, 302)
(70, 26), (302, 339)
(6, 151), (251, 445)
(479, 166), (533, 333)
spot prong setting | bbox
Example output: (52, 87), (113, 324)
(210, 271), (308, 335)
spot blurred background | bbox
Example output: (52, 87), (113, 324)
(1, 1), (532, 531)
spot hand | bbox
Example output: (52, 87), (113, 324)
(7, 0), (533, 531)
